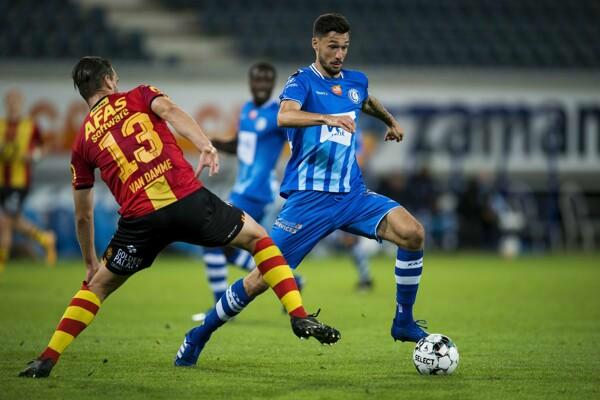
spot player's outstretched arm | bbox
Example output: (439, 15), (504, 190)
(278, 100), (355, 132)
(73, 188), (101, 282)
(151, 96), (219, 177)
(361, 95), (404, 142)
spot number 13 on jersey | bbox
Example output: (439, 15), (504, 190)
(99, 112), (164, 183)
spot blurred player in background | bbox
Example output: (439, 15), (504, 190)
(0, 89), (56, 272)
(184, 14), (430, 355)
(333, 128), (375, 291)
(193, 62), (304, 321)
(19, 56), (339, 378)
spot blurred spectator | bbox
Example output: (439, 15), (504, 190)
(405, 166), (437, 213)
(0, 89), (56, 271)
(376, 171), (410, 206)
(456, 176), (500, 250)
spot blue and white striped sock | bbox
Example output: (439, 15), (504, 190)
(203, 248), (228, 303)
(351, 241), (371, 283)
(191, 279), (253, 343)
(394, 248), (424, 324)
(226, 249), (256, 271)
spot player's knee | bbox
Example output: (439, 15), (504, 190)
(245, 222), (269, 250)
(400, 219), (425, 249)
(412, 220), (425, 248)
(252, 224), (268, 240)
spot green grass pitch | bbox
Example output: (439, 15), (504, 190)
(0, 253), (599, 399)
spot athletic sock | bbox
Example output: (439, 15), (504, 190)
(189, 237), (307, 344)
(203, 248), (228, 303)
(226, 248), (256, 271)
(21, 225), (46, 245)
(190, 278), (252, 343)
(253, 237), (307, 318)
(39, 282), (101, 364)
(351, 240), (371, 283)
(394, 248), (423, 324)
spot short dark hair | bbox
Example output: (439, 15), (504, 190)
(72, 56), (114, 100)
(249, 61), (276, 80)
(313, 13), (350, 37)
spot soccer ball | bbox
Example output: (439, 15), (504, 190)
(412, 334), (459, 375)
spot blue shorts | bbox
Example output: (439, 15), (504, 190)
(271, 184), (400, 268)
(230, 192), (269, 224)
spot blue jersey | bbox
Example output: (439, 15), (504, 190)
(278, 64), (368, 198)
(231, 100), (287, 203)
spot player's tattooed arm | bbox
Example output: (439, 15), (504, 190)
(361, 95), (404, 142)
(73, 188), (101, 282)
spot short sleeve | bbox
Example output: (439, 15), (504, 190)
(136, 85), (165, 110)
(70, 142), (95, 190)
(360, 72), (369, 105)
(279, 73), (309, 107)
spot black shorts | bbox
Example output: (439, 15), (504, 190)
(102, 187), (245, 275)
(0, 188), (28, 216)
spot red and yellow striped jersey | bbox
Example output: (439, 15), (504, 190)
(70, 85), (203, 218)
(0, 118), (42, 189)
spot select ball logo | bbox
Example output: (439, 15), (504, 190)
(414, 353), (436, 366)
(412, 334), (459, 375)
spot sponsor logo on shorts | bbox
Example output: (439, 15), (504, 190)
(226, 224), (239, 240)
(110, 248), (143, 271)
(274, 218), (303, 234)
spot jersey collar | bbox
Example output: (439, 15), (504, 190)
(310, 63), (344, 80)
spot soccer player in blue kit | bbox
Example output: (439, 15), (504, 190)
(193, 62), (290, 321)
(195, 62), (372, 320)
(274, 13), (428, 342)
(174, 13), (426, 366)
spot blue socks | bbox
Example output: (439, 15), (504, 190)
(203, 248), (228, 303)
(203, 247), (256, 304)
(226, 249), (256, 271)
(351, 239), (372, 283)
(190, 279), (253, 343)
(394, 248), (423, 324)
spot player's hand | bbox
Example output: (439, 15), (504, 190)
(384, 121), (404, 142)
(85, 259), (102, 282)
(195, 144), (220, 177)
(324, 115), (356, 133)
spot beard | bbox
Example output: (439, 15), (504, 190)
(318, 55), (342, 76)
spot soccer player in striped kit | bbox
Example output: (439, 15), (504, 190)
(186, 14), (429, 359)
(19, 57), (339, 378)
(0, 89), (56, 271)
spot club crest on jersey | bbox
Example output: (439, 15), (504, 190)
(348, 88), (360, 104)
(255, 117), (267, 131)
(331, 85), (342, 96)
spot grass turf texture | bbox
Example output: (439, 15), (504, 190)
(0, 253), (599, 400)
